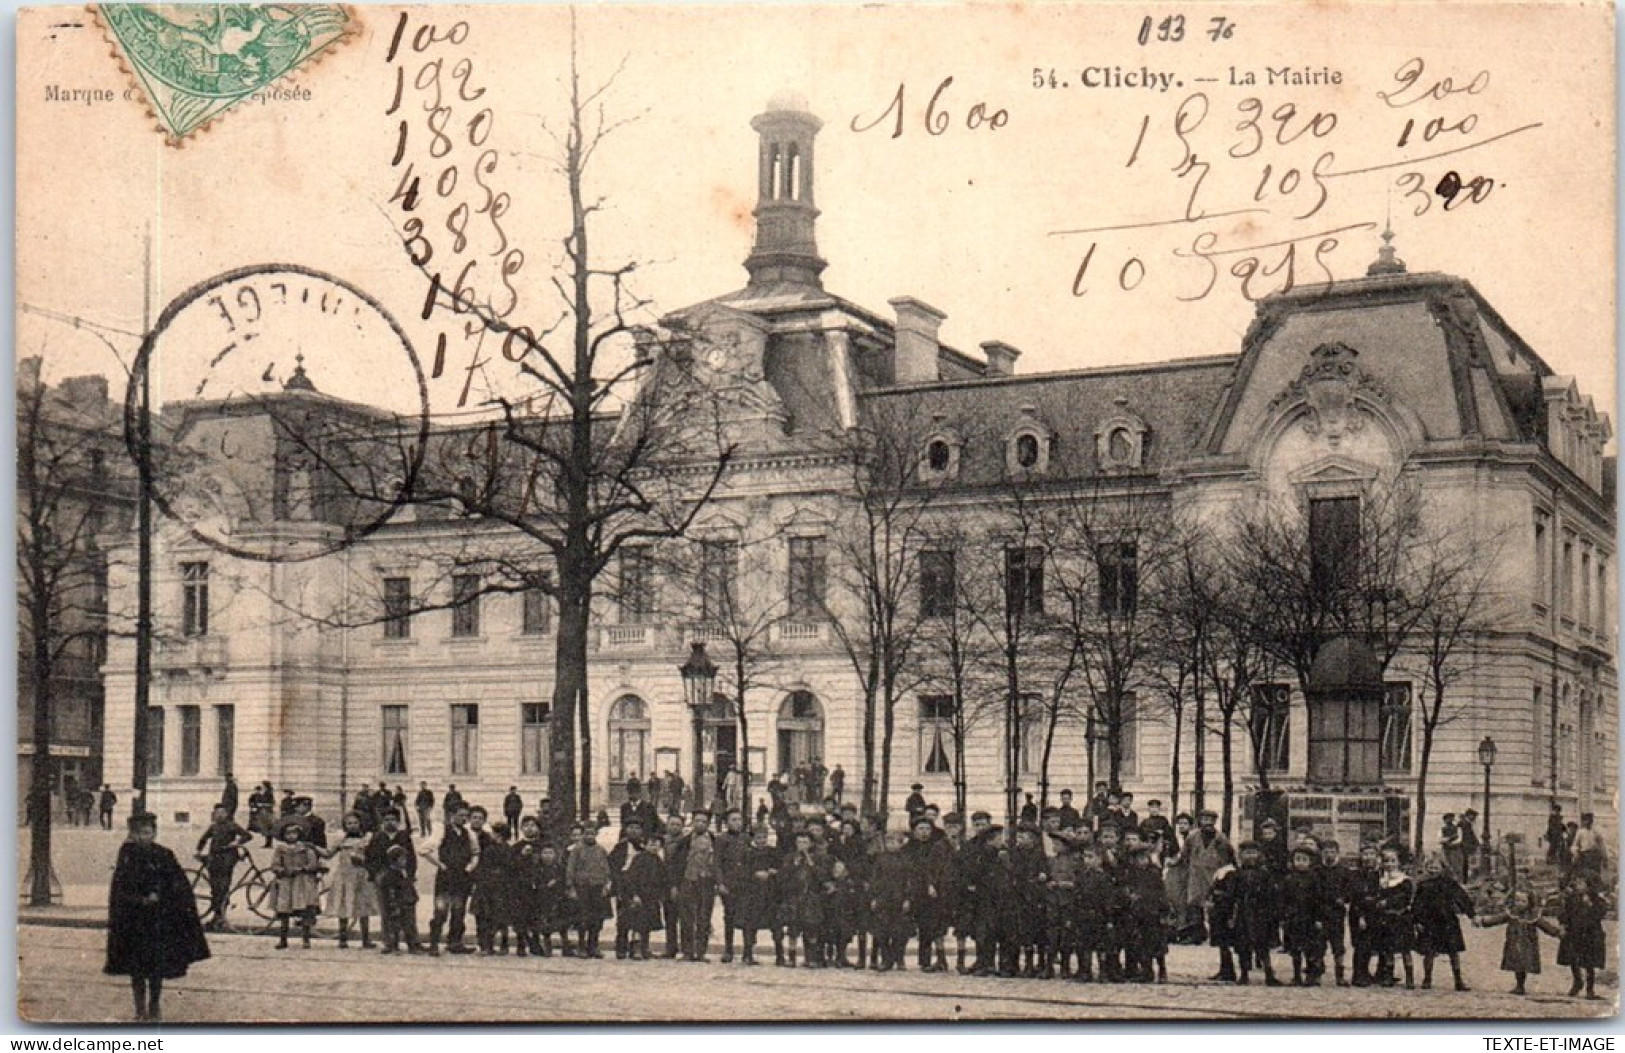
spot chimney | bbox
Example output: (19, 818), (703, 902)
(18, 356), (42, 392)
(889, 297), (946, 384)
(980, 340), (1021, 377)
(59, 374), (110, 409)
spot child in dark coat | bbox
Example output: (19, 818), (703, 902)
(1370, 846), (1417, 989)
(736, 825), (784, 965)
(1557, 874), (1611, 999)
(377, 844), (424, 954)
(1223, 841), (1282, 986)
(1476, 885), (1563, 995)
(473, 823), (514, 955)
(868, 830), (913, 971)
(1118, 845), (1170, 983)
(1412, 854), (1475, 990)
(781, 830), (828, 967)
(1280, 844), (1329, 986)
(1072, 846), (1116, 983)
(532, 842), (572, 956)
(824, 859), (862, 967)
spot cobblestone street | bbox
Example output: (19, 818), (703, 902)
(19, 919), (1616, 1024)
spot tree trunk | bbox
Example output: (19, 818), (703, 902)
(1220, 714), (1235, 838)
(1193, 663), (1206, 820)
(1412, 695), (1439, 860)
(549, 587), (587, 832)
(860, 664), (879, 817)
(736, 650), (751, 828)
(1169, 695), (1183, 820)
(1039, 711), (1059, 813)
(29, 593), (54, 907)
(577, 679), (592, 820)
(879, 656), (897, 819)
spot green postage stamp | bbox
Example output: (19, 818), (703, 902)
(95, 4), (353, 143)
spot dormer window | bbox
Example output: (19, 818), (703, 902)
(1095, 400), (1149, 472)
(1005, 410), (1053, 475)
(928, 439), (952, 472)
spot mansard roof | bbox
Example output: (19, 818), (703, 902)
(860, 354), (1238, 485)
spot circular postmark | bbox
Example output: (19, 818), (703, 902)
(126, 264), (429, 563)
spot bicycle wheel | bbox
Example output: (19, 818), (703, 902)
(191, 865), (214, 919)
(244, 869), (277, 921)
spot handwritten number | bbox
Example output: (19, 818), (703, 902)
(852, 83), (905, 139)
(1396, 172), (1431, 216)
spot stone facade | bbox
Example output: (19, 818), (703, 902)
(99, 95), (1615, 848)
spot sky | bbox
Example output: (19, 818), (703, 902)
(16, 3), (1617, 430)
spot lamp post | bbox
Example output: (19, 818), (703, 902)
(678, 642), (717, 813)
(1477, 735), (1497, 878)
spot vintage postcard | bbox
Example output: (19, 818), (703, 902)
(15, 1), (1617, 1024)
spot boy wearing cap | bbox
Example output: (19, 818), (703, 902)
(427, 805), (478, 955)
(377, 844), (424, 954)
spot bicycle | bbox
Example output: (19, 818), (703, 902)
(188, 846), (275, 930)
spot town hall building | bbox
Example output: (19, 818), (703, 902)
(100, 92), (1615, 850)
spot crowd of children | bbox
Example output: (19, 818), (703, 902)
(246, 790), (1611, 1000)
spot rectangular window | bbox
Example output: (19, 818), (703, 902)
(179, 705), (201, 776)
(383, 577), (412, 639)
(1597, 557), (1609, 633)
(1250, 683), (1292, 773)
(619, 547), (653, 625)
(382, 705), (409, 775)
(1098, 541), (1139, 617)
(1580, 546), (1593, 627)
(1005, 546), (1045, 618)
(1091, 692), (1139, 777)
(1309, 496), (1360, 597)
(1562, 534), (1576, 620)
(1018, 695), (1044, 776)
(1308, 694), (1381, 785)
(1534, 514), (1550, 606)
(148, 707), (165, 777)
(181, 561), (210, 638)
(1558, 713), (1575, 790)
(522, 578), (552, 635)
(1531, 686), (1545, 787)
(1379, 683), (1413, 773)
(919, 694), (955, 774)
(700, 540), (739, 623)
(787, 537), (827, 620)
(215, 705), (235, 776)
(521, 703), (549, 776)
(451, 574), (481, 637)
(451, 704), (479, 775)
(919, 549), (957, 619)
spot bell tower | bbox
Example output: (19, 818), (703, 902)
(744, 90), (826, 289)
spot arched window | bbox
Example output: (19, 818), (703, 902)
(608, 696), (650, 801)
(1015, 433), (1040, 468)
(927, 439), (951, 472)
(777, 690), (824, 776)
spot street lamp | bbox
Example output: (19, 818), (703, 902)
(1477, 735), (1497, 878)
(679, 642), (718, 810)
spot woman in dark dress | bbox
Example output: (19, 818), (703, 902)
(1557, 873), (1611, 999)
(104, 813), (210, 1021)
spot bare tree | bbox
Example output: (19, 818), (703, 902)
(18, 362), (128, 904)
(228, 28), (735, 824)
(1398, 527), (1505, 858)
(1047, 478), (1172, 794)
(826, 397), (944, 819)
(911, 521), (1004, 818)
